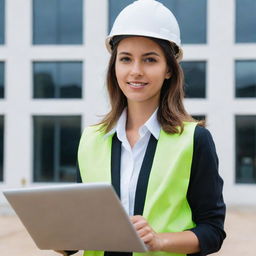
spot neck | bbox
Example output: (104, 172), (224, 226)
(126, 101), (158, 131)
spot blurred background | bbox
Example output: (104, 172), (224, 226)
(0, 0), (255, 255)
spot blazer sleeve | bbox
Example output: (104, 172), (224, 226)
(187, 126), (226, 256)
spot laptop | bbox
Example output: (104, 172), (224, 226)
(3, 183), (148, 252)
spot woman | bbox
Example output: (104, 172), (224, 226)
(57, 0), (226, 255)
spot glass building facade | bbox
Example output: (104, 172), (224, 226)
(0, 0), (255, 205)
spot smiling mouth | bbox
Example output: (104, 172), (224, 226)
(127, 82), (148, 88)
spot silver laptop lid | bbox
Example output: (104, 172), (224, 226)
(3, 183), (148, 252)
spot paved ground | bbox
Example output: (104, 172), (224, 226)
(0, 207), (255, 256)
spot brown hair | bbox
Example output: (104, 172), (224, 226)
(98, 35), (204, 134)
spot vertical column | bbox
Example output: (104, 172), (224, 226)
(206, 0), (235, 203)
(5, 0), (32, 187)
(84, 0), (109, 128)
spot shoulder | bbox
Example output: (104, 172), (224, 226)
(79, 124), (108, 148)
(194, 125), (216, 150)
(191, 125), (219, 175)
(81, 124), (105, 137)
(78, 124), (111, 156)
(194, 125), (212, 138)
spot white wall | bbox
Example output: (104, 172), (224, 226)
(184, 0), (256, 205)
(0, 0), (256, 210)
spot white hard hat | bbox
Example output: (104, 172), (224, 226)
(106, 0), (183, 61)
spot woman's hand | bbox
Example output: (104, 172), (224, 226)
(130, 215), (163, 251)
(131, 216), (200, 254)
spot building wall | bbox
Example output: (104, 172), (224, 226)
(0, 0), (256, 209)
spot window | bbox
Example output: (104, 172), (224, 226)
(236, 0), (256, 43)
(33, 116), (81, 182)
(0, 0), (4, 44)
(181, 61), (206, 98)
(236, 116), (256, 184)
(33, 62), (82, 99)
(0, 116), (4, 182)
(0, 62), (4, 98)
(33, 0), (83, 44)
(235, 61), (256, 98)
(108, 0), (207, 44)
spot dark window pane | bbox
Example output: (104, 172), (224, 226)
(33, 0), (83, 44)
(0, 116), (4, 182)
(108, 0), (207, 44)
(181, 61), (206, 98)
(0, 62), (4, 98)
(33, 116), (81, 182)
(236, 116), (256, 184)
(236, 0), (256, 43)
(33, 62), (82, 99)
(235, 61), (256, 98)
(0, 0), (4, 44)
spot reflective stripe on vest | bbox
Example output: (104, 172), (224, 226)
(78, 122), (197, 256)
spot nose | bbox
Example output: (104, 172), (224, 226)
(130, 61), (143, 77)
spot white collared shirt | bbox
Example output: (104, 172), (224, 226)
(105, 108), (160, 215)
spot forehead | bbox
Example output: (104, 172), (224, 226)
(117, 36), (164, 55)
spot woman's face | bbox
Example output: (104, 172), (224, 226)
(115, 36), (170, 107)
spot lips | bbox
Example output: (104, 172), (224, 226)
(127, 82), (148, 88)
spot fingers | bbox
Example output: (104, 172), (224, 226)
(130, 215), (157, 249)
(130, 215), (163, 251)
(131, 216), (152, 238)
(132, 217), (148, 230)
(130, 215), (151, 233)
(141, 232), (154, 243)
(137, 225), (151, 236)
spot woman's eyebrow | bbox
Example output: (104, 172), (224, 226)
(118, 52), (132, 56)
(142, 52), (160, 57)
(118, 51), (160, 56)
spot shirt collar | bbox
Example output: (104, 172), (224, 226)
(141, 108), (161, 140)
(104, 108), (161, 140)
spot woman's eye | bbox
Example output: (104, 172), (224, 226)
(144, 57), (157, 63)
(119, 57), (131, 63)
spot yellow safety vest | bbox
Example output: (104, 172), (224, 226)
(78, 122), (197, 256)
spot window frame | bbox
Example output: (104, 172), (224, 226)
(235, 60), (256, 98)
(32, 61), (83, 99)
(32, 0), (83, 45)
(235, 0), (256, 43)
(181, 60), (207, 99)
(33, 115), (82, 183)
(235, 115), (256, 184)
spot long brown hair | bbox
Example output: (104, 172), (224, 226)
(98, 35), (203, 134)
